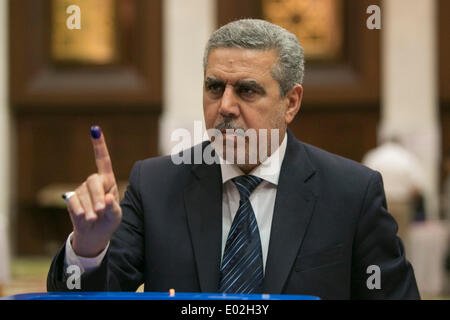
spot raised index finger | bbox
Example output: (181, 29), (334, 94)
(90, 126), (116, 187)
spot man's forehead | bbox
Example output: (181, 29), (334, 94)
(205, 48), (277, 79)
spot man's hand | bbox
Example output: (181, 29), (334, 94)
(65, 126), (122, 257)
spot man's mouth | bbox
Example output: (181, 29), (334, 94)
(219, 128), (246, 137)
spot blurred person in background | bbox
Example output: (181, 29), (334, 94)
(363, 136), (450, 297)
(362, 135), (425, 243)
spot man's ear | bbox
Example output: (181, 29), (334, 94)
(284, 84), (303, 125)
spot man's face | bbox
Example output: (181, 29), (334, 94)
(203, 47), (286, 135)
(203, 48), (301, 170)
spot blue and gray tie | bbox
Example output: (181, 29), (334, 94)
(219, 175), (264, 293)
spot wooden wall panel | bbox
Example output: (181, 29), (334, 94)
(439, 0), (450, 190)
(9, 0), (162, 110)
(290, 108), (379, 162)
(217, 0), (380, 106)
(439, 0), (450, 105)
(9, 0), (163, 255)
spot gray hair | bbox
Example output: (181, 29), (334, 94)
(203, 19), (305, 97)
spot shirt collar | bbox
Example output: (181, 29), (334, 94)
(219, 132), (288, 186)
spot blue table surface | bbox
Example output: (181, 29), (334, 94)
(2, 292), (320, 300)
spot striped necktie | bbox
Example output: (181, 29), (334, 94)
(219, 175), (264, 293)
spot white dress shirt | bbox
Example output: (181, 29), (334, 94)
(65, 133), (288, 275)
(220, 133), (287, 272)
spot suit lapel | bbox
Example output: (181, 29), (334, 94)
(184, 154), (223, 292)
(263, 130), (317, 293)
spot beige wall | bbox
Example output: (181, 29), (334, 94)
(159, 0), (216, 155)
(381, 0), (440, 219)
(0, 0), (11, 283)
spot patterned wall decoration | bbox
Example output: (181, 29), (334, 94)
(262, 0), (343, 61)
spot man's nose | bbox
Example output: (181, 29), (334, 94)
(218, 85), (240, 118)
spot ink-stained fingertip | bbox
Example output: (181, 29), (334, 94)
(90, 125), (102, 139)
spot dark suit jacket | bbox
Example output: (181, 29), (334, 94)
(47, 130), (420, 299)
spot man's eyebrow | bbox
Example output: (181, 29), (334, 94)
(235, 79), (266, 94)
(204, 77), (224, 86)
(204, 77), (266, 94)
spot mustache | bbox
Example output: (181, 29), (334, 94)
(214, 120), (244, 132)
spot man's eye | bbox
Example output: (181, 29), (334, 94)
(238, 86), (256, 96)
(207, 84), (223, 93)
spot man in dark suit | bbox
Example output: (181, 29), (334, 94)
(47, 19), (420, 299)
